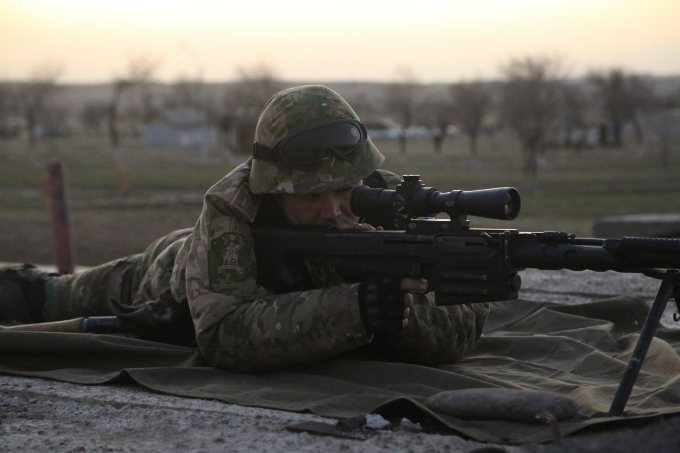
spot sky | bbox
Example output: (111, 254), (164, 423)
(1, 0), (679, 84)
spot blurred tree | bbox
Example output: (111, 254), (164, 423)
(649, 112), (677, 169)
(451, 81), (492, 156)
(166, 76), (220, 127)
(219, 64), (282, 156)
(17, 61), (63, 152)
(107, 55), (159, 156)
(386, 67), (419, 154)
(165, 77), (203, 108)
(341, 89), (376, 122)
(589, 69), (651, 147)
(0, 83), (21, 138)
(559, 82), (588, 149)
(81, 102), (109, 137)
(40, 103), (69, 138)
(426, 95), (455, 155)
(223, 63), (282, 116)
(500, 56), (563, 187)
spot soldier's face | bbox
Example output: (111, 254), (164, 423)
(279, 180), (363, 227)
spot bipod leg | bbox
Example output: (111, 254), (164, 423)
(608, 270), (677, 416)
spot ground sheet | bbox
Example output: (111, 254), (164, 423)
(2, 297), (679, 444)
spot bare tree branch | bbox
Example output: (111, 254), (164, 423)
(423, 93), (455, 155)
(387, 67), (419, 154)
(500, 56), (564, 187)
(224, 63), (282, 116)
(81, 102), (109, 137)
(107, 55), (160, 152)
(18, 61), (63, 151)
(166, 77), (203, 109)
(451, 81), (493, 156)
(558, 82), (588, 149)
(0, 83), (21, 138)
(589, 69), (652, 147)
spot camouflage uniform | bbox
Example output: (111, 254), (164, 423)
(43, 163), (489, 371)
(42, 85), (490, 372)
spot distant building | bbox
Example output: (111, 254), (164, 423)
(143, 107), (216, 148)
(0, 115), (24, 138)
(552, 123), (601, 149)
(640, 110), (680, 140)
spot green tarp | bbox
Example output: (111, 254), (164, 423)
(2, 296), (680, 444)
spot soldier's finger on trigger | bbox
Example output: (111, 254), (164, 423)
(401, 278), (428, 293)
(404, 292), (414, 309)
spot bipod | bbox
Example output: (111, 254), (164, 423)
(608, 270), (679, 416)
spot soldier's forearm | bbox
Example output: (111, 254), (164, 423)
(193, 284), (371, 372)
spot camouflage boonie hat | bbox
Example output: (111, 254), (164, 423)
(249, 85), (384, 195)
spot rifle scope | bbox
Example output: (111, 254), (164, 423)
(351, 175), (521, 221)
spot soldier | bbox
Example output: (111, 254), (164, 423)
(0, 85), (489, 372)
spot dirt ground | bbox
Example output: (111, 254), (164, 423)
(0, 375), (531, 453)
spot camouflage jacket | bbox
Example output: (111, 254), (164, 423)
(167, 163), (490, 372)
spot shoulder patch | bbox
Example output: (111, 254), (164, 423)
(209, 233), (253, 285)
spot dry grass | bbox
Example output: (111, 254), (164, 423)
(0, 133), (678, 265)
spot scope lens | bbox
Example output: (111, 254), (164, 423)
(503, 190), (520, 219)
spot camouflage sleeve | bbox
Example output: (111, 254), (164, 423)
(376, 294), (490, 364)
(185, 193), (370, 372)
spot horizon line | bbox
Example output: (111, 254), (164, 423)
(4, 71), (680, 86)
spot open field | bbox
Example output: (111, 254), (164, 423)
(1, 133), (679, 266)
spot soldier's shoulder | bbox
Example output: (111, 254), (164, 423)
(205, 161), (260, 223)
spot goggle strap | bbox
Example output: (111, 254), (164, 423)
(252, 141), (277, 162)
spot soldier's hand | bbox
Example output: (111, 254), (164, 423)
(400, 278), (428, 328)
(401, 277), (429, 294)
(358, 276), (403, 334)
(358, 276), (428, 333)
(402, 293), (413, 328)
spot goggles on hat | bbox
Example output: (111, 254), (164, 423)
(252, 119), (367, 169)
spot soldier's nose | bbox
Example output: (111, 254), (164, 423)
(319, 193), (343, 220)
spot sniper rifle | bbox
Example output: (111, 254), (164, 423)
(253, 175), (680, 417)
